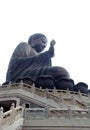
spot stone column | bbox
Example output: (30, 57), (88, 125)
(10, 103), (15, 124)
(67, 106), (72, 119)
(87, 106), (90, 118)
(71, 95), (75, 106)
(44, 106), (49, 119)
(0, 107), (3, 128)
(22, 104), (26, 118)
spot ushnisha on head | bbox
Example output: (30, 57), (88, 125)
(28, 33), (48, 53)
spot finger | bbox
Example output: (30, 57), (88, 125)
(50, 40), (56, 46)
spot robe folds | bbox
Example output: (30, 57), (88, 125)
(6, 42), (69, 82)
(6, 50), (53, 82)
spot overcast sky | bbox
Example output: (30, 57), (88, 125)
(0, 0), (90, 88)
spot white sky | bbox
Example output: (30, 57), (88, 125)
(0, 0), (90, 88)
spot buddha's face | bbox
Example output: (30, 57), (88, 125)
(31, 37), (47, 52)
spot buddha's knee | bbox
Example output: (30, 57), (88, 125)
(51, 66), (70, 79)
(55, 77), (74, 91)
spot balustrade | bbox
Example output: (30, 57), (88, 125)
(0, 103), (23, 129)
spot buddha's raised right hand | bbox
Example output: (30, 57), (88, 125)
(48, 40), (56, 58)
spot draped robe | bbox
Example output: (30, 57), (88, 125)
(6, 42), (70, 82)
(6, 42), (52, 82)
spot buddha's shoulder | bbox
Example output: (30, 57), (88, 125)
(15, 42), (31, 49)
(17, 42), (29, 47)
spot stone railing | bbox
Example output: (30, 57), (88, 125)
(1, 82), (90, 109)
(0, 104), (90, 129)
(1, 81), (89, 99)
(24, 106), (90, 120)
(1, 81), (88, 95)
(0, 103), (23, 129)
